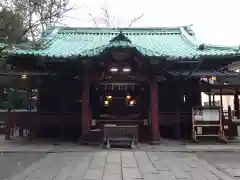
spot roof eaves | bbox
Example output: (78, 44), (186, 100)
(203, 44), (239, 52)
(180, 26), (240, 53)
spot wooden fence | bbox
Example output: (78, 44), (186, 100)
(0, 108), (237, 141)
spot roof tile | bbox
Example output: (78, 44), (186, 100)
(10, 26), (240, 59)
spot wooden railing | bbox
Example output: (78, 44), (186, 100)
(159, 110), (235, 140)
(0, 108), (237, 141)
(0, 110), (81, 140)
(159, 111), (192, 139)
(223, 107), (240, 139)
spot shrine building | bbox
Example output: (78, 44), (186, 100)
(2, 26), (240, 143)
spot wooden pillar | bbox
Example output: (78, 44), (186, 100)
(208, 94), (212, 106)
(59, 93), (66, 140)
(36, 75), (41, 112)
(81, 74), (91, 138)
(213, 94), (215, 106)
(5, 108), (11, 140)
(228, 105), (233, 140)
(207, 78), (212, 106)
(220, 89), (223, 108)
(234, 90), (239, 118)
(149, 77), (160, 144)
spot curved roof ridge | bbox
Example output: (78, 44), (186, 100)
(180, 26), (239, 51)
(180, 26), (202, 47)
(43, 27), (60, 41)
(39, 27), (61, 48)
(54, 25), (193, 34)
(56, 25), (186, 30)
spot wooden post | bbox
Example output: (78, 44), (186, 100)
(213, 94), (215, 106)
(234, 90), (239, 119)
(228, 105), (232, 140)
(60, 94), (66, 140)
(149, 78), (160, 144)
(207, 78), (212, 106)
(220, 88), (224, 124)
(36, 88), (40, 112)
(81, 73), (91, 139)
(220, 89), (223, 108)
(176, 110), (180, 139)
(5, 108), (11, 140)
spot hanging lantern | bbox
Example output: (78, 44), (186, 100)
(129, 100), (136, 106)
(106, 96), (112, 100)
(104, 100), (109, 106)
(211, 76), (216, 81)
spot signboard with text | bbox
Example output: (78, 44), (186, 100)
(193, 107), (220, 121)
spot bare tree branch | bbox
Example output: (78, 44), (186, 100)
(84, 4), (98, 27)
(86, 0), (143, 28)
(116, 15), (120, 28)
(101, 6), (110, 27)
(88, 13), (98, 27)
(0, 0), (73, 48)
(128, 13), (144, 27)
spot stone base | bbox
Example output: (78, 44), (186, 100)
(149, 131), (160, 145)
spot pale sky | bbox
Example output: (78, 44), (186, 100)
(60, 0), (240, 46)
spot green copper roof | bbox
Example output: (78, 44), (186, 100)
(11, 26), (240, 59)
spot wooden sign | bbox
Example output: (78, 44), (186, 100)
(192, 106), (225, 143)
(193, 108), (203, 121)
(193, 107), (220, 121)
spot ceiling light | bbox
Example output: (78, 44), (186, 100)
(123, 68), (131, 72)
(110, 67), (118, 72)
(21, 74), (28, 79)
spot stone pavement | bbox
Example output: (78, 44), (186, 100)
(196, 152), (240, 180)
(1, 142), (240, 153)
(216, 164), (240, 179)
(1, 134), (240, 152)
(0, 152), (46, 180)
(185, 144), (240, 152)
(9, 151), (237, 180)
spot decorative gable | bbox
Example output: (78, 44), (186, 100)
(109, 31), (132, 44)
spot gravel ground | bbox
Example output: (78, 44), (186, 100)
(0, 152), (46, 180)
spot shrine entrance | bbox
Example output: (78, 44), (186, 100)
(87, 81), (152, 142)
(91, 83), (149, 121)
(81, 38), (161, 143)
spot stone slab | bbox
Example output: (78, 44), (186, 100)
(102, 174), (122, 180)
(8, 151), (238, 180)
